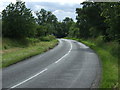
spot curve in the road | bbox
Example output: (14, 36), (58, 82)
(10, 39), (73, 88)
(2, 39), (101, 89)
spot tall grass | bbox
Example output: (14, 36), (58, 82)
(1, 36), (58, 68)
(39, 35), (56, 41)
(2, 35), (56, 50)
(2, 38), (30, 50)
(92, 37), (119, 88)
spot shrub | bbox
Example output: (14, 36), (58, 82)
(39, 35), (55, 41)
(26, 38), (40, 44)
(95, 36), (104, 46)
(107, 42), (120, 58)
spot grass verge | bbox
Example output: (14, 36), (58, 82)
(1, 39), (58, 68)
(65, 37), (119, 88)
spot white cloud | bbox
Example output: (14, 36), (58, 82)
(0, 0), (81, 21)
(0, 2), (4, 12)
(31, 11), (37, 18)
(34, 5), (45, 11)
(0, 2), (11, 12)
(53, 10), (76, 21)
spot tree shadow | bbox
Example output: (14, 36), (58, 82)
(72, 47), (95, 53)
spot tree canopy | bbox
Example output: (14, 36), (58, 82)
(2, 1), (120, 43)
(2, 1), (36, 38)
(76, 2), (120, 42)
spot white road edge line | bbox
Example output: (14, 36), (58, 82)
(55, 40), (72, 63)
(10, 39), (72, 89)
(10, 68), (47, 89)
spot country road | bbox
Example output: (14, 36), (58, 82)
(2, 39), (101, 89)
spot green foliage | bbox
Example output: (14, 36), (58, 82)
(0, 19), (2, 37)
(2, 39), (58, 68)
(94, 36), (104, 47)
(36, 9), (57, 25)
(76, 7), (90, 38)
(39, 35), (55, 41)
(68, 23), (80, 38)
(55, 17), (75, 38)
(35, 9), (57, 37)
(2, 38), (30, 49)
(54, 22), (66, 38)
(62, 17), (74, 37)
(106, 42), (120, 58)
(101, 2), (120, 42)
(93, 39), (119, 88)
(85, 39), (119, 88)
(2, 1), (36, 38)
(76, 2), (107, 39)
(76, 2), (120, 43)
(26, 38), (40, 44)
(36, 25), (47, 37)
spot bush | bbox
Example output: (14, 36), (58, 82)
(106, 42), (120, 58)
(94, 36), (104, 46)
(39, 35), (55, 41)
(26, 38), (40, 44)
(2, 38), (29, 49)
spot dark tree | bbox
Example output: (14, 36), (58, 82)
(2, 1), (36, 38)
(101, 2), (120, 42)
(35, 9), (58, 37)
(76, 2), (120, 42)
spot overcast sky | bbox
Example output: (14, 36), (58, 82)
(0, 0), (85, 21)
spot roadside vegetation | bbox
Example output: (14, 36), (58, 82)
(1, 1), (119, 88)
(1, 2), (60, 68)
(1, 36), (58, 68)
(65, 37), (119, 88)
(65, 2), (119, 88)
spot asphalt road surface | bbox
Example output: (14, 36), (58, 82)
(2, 39), (101, 89)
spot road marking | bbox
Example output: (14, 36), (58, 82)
(10, 39), (72, 89)
(10, 68), (47, 89)
(55, 40), (72, 63)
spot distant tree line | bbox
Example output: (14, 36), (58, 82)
(2, 1), (120, 43)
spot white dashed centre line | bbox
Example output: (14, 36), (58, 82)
(10, 39), (72, 89)
(10, 68), (47, 89)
